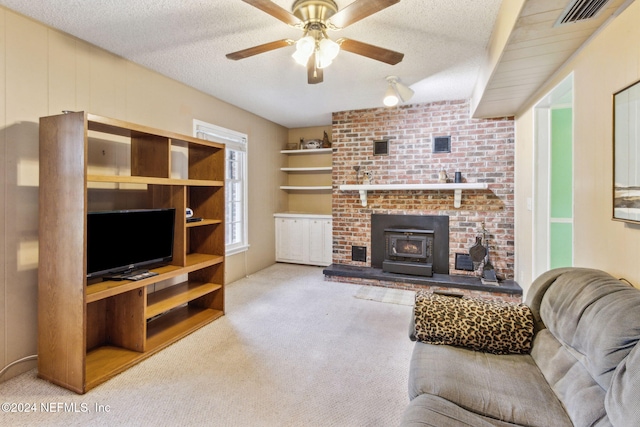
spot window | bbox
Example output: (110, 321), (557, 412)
(194, 120), (249, 255)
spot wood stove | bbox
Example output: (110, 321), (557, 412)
(371, 214), (449, 276)
(383, 228), (434, 276)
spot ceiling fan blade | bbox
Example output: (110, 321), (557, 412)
(338, 38), (404, 65)
(307, 56), (323, 84)
(226, 39), (293, 60)
(242, 0), (302, 26)
(329, 0), (400, 29)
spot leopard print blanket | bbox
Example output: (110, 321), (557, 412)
(413, 291), (535, 355)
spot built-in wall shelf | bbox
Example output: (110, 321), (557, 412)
(338, 183), (489, 208)
(280, 185), (332, 191)
(280, 148), (332, 154)
(280, 167), (332, 172)
(280, 148), (332, 193)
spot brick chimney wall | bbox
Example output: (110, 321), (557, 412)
(331, 100), (515, 279)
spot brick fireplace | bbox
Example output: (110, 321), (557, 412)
(325, 100), (518, 300)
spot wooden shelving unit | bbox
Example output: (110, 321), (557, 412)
(38, 111), (225, 394)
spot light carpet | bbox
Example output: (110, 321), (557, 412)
(1, 263), (415, 427)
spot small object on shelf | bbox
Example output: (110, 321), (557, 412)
(454, 172), (462, 183)
(187, 217), (203, 223)
(322, 131), (331, 148)
(303, 139), (322, 149)
(362, 170), (373, 185)
(438, 169), (448, 183)
(285, 142), (298, 150)
(186, 207), (193, 218)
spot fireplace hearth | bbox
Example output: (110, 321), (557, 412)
(326, 209), (520, 299)
(383, 228), (434, 276)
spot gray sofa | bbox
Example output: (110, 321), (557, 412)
(401, 267), (640, 426)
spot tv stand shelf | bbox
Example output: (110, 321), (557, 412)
(86, 254), (224, 302)
(84, 305), (223, 391)
(38, 111), (226, 394)
(146, 306), (222, 348)
(187, 219), (223, 228)
(146, 281), (223, 319)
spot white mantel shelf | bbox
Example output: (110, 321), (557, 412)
(338, 183), (489, 208)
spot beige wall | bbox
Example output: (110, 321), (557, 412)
(514, 1), (640, 295)
(0, 8), (288, 381)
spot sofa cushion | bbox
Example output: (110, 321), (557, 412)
(538, 268), (640, 390)
(408, 342), (573, 427)
(606, 341), (640, 426)
(412, 292), (534, 354)
(530, 329), (609, 426)
(401, 393), (526, 427)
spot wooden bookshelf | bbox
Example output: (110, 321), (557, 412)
(38, 111), (225, 393)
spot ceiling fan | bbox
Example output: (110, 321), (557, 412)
(226, 0), (404, 84)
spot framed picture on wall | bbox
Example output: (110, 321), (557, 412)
(613, 79), (640, 223)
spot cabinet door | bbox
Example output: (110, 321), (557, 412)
(309, 219), (332, 266)
(322, 220), (333, 265)
(276, 218), (306, 263)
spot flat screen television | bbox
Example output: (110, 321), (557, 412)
(87, 208), (176, 279)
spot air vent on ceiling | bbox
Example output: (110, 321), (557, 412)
(555, 0), (611, 26)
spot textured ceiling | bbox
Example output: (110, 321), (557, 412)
(0, 0), (502, 128)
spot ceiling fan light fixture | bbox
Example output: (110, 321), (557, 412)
(383, 84), (399, 107)
(292, 49), (312, 66)
(396, 81), (414, 102)
(293, 35), (315, 65)
(383, 75), (414, 107)
(316, 54), (332, 69)
(316, 37), (340, 68)
(319, 38), (340, 60)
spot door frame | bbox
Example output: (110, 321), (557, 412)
(532, 74), (574, 278)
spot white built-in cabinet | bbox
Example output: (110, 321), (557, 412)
(275, 213), (332, 266)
